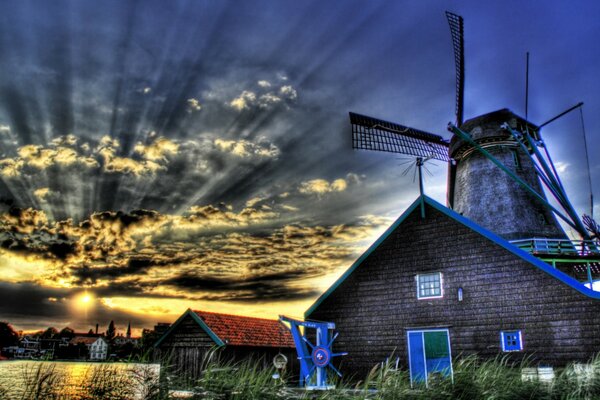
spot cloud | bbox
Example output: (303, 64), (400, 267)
(33, 187), (50, 201)
(214, 137), (280, 159)
(258, 92), (282, 108)
(229, 90), (257, 111)
(298, 173), (363, 196)
(299, 178), (347, 194)
(0, 195), (389, 305)
(98, 135), (172, 176)
(0, 158), (24, 177)
(13, 144), (99, 171)
(229, 84), (298, 111)
(280, 85), (297, 100)
(186, 98), (202, 112)
(554, 161), (569, 174)
(133, 137), (179, 162)
(0, 134), (181, 179)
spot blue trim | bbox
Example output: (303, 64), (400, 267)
(154, 308), (225, 348)
(305, 195), (600, 318)
(501, 330), (523, 352)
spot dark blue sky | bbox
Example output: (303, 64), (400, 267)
(0, 0), (598, 332)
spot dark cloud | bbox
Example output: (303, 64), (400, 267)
(163, 268), (322, 302)
(0, 282), (150, 332)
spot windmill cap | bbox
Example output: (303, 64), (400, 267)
(449, 108), (540, 158)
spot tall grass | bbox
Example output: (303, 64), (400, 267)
(18, 363), (64, 400)
(6, 354), (600, 399)
(0, 362), (162, 400)
(193, 349), (291, 400)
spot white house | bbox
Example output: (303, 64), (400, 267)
(89, 337), (108, 360)
(70, 336), (108, 360)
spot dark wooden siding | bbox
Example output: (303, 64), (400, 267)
(156, 314), (216, 380)
(310, 203), (600, 378)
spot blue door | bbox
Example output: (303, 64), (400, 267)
(407, 329), (452, 385)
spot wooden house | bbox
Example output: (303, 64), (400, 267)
(154, 309), (295, 379)
(306, 195), (600, 383)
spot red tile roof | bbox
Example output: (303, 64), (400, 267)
(69, 336), (103, 346)
(193, 310), (294, 348)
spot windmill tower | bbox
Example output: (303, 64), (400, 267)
(350, 11), (593, 245)
(449, 109), (566, 240)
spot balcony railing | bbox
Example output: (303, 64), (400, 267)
(510, 238), (600, 257)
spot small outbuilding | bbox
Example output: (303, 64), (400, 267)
(306, 195), (600, 383)
(154, 309), (295, 379)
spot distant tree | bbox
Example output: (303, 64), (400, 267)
(115, 341), (138, 360)
(139, 328), (162, 353)
(88, 329), (95, 335)
(41, 327), (58, 339)
(59, 327), (75, 340)
(0, 322), (18, 349)
(106, 320), (116, 340)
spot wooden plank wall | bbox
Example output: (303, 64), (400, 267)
(156, 314), (216, 380)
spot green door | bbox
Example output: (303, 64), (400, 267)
(408, 329), (452, 385)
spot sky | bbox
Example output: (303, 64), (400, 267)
(0, 0), (599, 335)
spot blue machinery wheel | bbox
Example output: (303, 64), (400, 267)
(279, 315), (347, 389)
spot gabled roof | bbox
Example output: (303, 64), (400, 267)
(154, 309), (294, 348)
(305, 195), (600, 318)
(69, 336), (105, 346)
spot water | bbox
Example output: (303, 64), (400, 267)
(0, 360), (160, 399)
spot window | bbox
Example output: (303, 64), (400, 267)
(511, 149), (522, 171)
(417, 272), (443, 299)
(501, 330), (523, 352)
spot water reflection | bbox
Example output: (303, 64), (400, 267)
(0, 361), (160, 399)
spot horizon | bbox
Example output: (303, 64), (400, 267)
(0, 0), (599, 334)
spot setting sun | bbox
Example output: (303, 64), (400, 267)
(74, 292), (95, 311)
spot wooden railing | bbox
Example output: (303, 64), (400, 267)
(510, 238), (600, 257)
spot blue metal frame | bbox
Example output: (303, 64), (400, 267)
(279, 315), (346, 389)
(503, 124), (592, 241)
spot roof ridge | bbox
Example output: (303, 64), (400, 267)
(193, 309), (282, 323)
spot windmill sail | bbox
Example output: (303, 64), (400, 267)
(446, 11), (465, 127)
(349, 112), (449, 162)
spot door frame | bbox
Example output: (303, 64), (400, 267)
(406, 328), (453, 387)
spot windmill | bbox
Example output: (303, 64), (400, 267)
(350, 11), (596, 248)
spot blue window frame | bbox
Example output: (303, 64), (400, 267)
(416, 272), (443, 299)
(501, 330), (523, 352)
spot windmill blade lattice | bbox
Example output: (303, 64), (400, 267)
(350, 112), (450, 161)
(446, 11), (465, 127)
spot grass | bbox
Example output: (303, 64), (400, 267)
(5, 354), (600, 399)
(0, 361), (161, 400)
